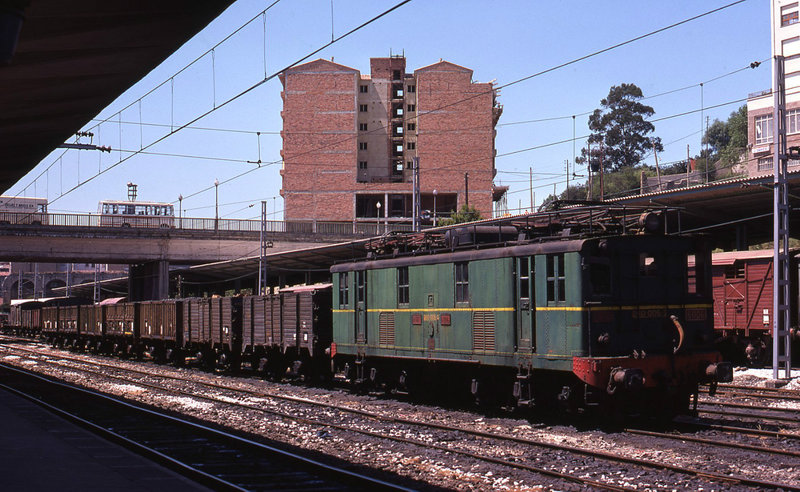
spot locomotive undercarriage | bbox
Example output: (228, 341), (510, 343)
(331, 353), (711, 417)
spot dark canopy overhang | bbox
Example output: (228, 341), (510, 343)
(0, 0), (235, 191)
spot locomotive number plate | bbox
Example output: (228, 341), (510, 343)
(685, 308), (707, 321)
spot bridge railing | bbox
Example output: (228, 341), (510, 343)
(0, 212), (420, 237)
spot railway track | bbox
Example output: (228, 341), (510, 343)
(0, 362), (412, 492)
(703, 383), (800, 400)
(2, 341), (799, 491)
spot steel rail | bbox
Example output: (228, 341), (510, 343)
(701, 386), (800, 401)
(625, 428), (800, 458)
(674, 419), (800, 441)
(697, 405), (800, 423)
(0, 345), (635, 491)
(2, 343), (797, 491)
(0, 361), (411, 492)
(699, 398), (800, 413)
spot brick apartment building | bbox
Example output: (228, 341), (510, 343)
(747, 0), (800, 175)
(279, 56), (504, 223)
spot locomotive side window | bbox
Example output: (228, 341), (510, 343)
(455, 262), (469, 303)
(518, 257), (530, 300)
(338, 272), (349, 308)
(546, 254), (565, 303)
(356, 271), (365, 303)
(398, 267), (410, 305)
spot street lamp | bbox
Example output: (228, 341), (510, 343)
(178, 194), (183, 229)
(432, 189), (438, 227)
(376, 201), (381, 234)
(214, 178), (219, 231)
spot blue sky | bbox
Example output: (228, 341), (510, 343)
(5, 0), (770, 217)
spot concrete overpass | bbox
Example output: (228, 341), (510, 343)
(0, 225), (327, 264)
(0, 212), (412, 263)
(0, 213), (417, 300)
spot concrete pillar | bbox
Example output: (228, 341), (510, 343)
(128, 260), (170, 301)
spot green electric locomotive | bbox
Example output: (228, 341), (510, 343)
(330, 207), (732, 414)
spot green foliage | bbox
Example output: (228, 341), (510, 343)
(579, 83), (663, 171)
(701, 105), (748, 174)
(438, 204), (482, 226)
(588, 166), (649, 199)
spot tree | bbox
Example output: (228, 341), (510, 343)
(438, 204), (481, 226)
(700, 105), (747, 176)
(579, 83), (663, 171)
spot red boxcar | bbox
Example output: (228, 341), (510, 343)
(698, 250), (800, 363)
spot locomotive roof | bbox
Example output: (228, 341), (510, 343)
(331, 234), (695, 272)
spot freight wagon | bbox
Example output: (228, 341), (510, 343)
(699, 250), (800, 364)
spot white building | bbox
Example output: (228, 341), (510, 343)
(746, 0), (800, 175)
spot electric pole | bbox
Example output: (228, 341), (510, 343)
(464, 172), (469, 209)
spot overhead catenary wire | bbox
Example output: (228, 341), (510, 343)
(9, 0), (414, 209)
(9, 0), (754, 214)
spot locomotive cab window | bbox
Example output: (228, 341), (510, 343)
(398, 267), (409, 305)
(455, 262), (469, 303)
(639, 253), (658, 276)
(338, 272), (349, 308)
(546, 254), (565, 303)
(687, 254), (709, 296)
(589, 259), (611, 296)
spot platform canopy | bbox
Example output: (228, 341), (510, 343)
(0, 0), (235, 192)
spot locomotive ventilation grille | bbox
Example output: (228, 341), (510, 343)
(379, 312), (395, 345)
(472, 311), (496, 351)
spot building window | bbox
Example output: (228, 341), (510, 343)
(755, 114), (773, 144)
(789, 109), (800, 134)
(455, 262), (469, 303)
(395, 107), (404, 117)
(395, 125), (403, 135)
(395, 89), (404, 98)
(407, 141), (416, 150)
(359, 123), (368, 131)
(338, 272), (349, 308)
(359, 104), (368, 112)
(407, 104), (416, 112)
(395, 144), (403, 153)
(407, 84), (416, 93)
(782, 5), (799, 26)
(393, 69), (401, 80)
(359, 142), (368, 150)
(407, 122), (416, 131)
(360, 85), (368, 93)
(757, 157), (772, 171)
(546, 254), (565, 303)
(397, 267), (409, 305)
(358, 161), (368, 170)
